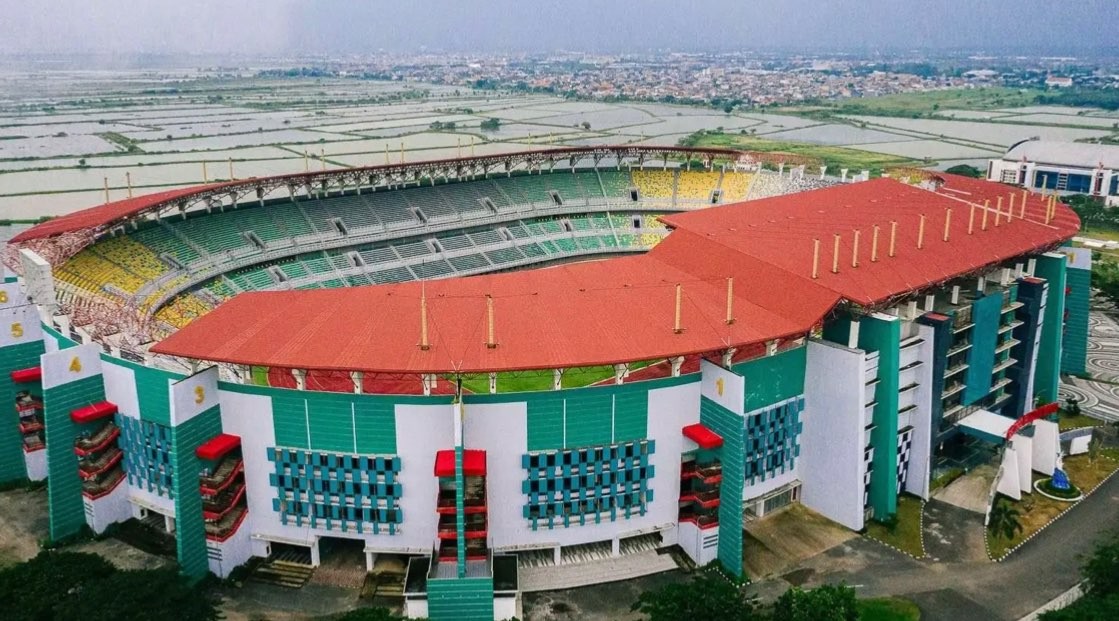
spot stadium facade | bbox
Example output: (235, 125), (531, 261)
(987, 139), (1119, 206)
(1, 146), (1088, 620)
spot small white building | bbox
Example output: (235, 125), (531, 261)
(987, 140), (1119, 206)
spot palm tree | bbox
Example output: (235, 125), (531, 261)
(988, 498), (1024, 541)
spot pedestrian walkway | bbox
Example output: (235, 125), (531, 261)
(518, 548), (679, 592)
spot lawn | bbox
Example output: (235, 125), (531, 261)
(1058, 412), (1105, 431)
(684, 132), (922, 176)
(460, 361), (655, 394)
(791, 87), (1041, 119)
(865, 494), (925, 558)
(987, 453), (1119, 559)
(858, 596), (921, 621)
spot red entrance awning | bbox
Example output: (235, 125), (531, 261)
(683, 423), (723, 449)
(195, 433), (241, 461)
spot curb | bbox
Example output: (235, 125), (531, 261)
(987, 457), (1119, 562)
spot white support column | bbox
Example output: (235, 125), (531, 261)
(310, 541), (321, 567)
(722, 348), (736, 368)
(951, 285), (961, 305)
(670, 356), (684, 377)
(613, 364), (627, 385)
(848, 320), (861, 349)
(766, 340), (779, 356)
(611, 537), (621, 558)
(365, 550), (377, 572)
(553, 369), (564, 390)
(422, 374), (436, 396)
(489, 372), (497, 394)
(841, 168), (849, 183)
(924, 294), (936, 312)
(553, 546), (562, 565)
(236, 364), (251, 385)
(292, 369), (307, 391)
(1027, 258), (1037, 276)
(350, 371), (364, 394)
(1015, 263), (1025, 279)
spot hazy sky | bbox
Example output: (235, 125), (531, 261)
(0, 0), (1116, 56)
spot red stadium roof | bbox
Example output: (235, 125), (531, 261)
(150, 176), (1077, 374)
(10, 183), (237, 243)
(9, 146), (747, 243)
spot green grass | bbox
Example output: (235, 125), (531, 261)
(858, 596), (921, 621)
(460, 361), (656, 394)
(929, 467), (964, 492)
(683, 132), (922, 175)
(1058, 412), (1104, 431)
(865, 494), (925, 558)
(788, 87), (1041, 119)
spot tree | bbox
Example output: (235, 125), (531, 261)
(479, 118), (502, 131)
(0, 551), (218, 621)
(944, 164), (983, 178)
(988, 497), (1024, 541)
(333, 608), (413, 621)
(581, 121), (592, 130)
(631, 573), (758, 621)
(772, 584), (859, 621)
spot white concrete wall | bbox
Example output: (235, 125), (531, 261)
(905, 324), (936, 500)
(801, 339), (867, 531)
(1032, 419), (1059, 475)
(84, 478), (131, 534)
(207, 518), (253, 578)
(677, 520), (718, 566)
(494, 595), (518, 621)
(393, 403), (454, 554)
(23, 448), (46, 481)
(467, 380), (699, 552)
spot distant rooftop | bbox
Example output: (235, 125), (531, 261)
(1002, 140), (1119, 170)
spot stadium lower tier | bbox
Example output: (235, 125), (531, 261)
(0, 253), (1085, 620)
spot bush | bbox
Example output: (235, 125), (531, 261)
(631, 572), (758, 620)
(772, 584), (859, 621)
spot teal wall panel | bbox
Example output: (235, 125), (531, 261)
(171, 406), (223, 580)
(526, 394), (565, 452)
(858, 315), (900, 519)
(735, 346), (807, 412)
(613, 389), (648, 443)
(131, 363), (175, 425)
(272, 393), (310, 448)
(563, 391), (612, 448)
(1062, 263), (1090, 375)
(354, 399), (396, 455)
(307, 396), (356, 454)
(427, 576), (495, 621)
(44, 374), (104, 540)
(0, 340), (46, 483)
(700, 396), (744, 577)
(1034, 254), (1067, 403)
(963, 293), (1002, 405)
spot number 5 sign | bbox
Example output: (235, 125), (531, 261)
(0, 305), (42, 349)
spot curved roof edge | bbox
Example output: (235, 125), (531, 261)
(11, 145), (748, 244)
(151, 176), (1079, 375)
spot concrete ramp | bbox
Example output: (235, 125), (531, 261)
(931, 463), (998, 514)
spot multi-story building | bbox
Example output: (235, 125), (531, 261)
(987, 140), (1119, 206)
(0, 152), (1083, 620)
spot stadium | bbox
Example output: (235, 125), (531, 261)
(0, 145), (1088, 620)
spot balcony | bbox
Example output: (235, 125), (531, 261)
(995, 338), (1020, 354)
(74, 422), (120, 457)
(81, 468), (125, 499)
(78, 447), (123, 480)
(992, 357), (1017, 374)
(944, 362), (969, 378)
(947, 342), (972, 357)
(204, 504), (248, 542)
(200, 458), (244, 495)
(942, 383), (966, 400)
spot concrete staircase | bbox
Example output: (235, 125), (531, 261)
(250, 549), (315, 589)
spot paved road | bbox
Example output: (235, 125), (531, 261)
(755, 470), (1119, 621)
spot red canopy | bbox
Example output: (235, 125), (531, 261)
(70, 401), (118, 424)
(683, 423), (723, 449)
(195, 433), (241, 461)
(10, 367), (42, 384)
(434, 449), (487, 477)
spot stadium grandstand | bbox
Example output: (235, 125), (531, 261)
(0, 145), (1089, 621)
(987, 139), (1119, 206)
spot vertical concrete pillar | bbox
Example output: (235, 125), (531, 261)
(292, 368), (307, 391)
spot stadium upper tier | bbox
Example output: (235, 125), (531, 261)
(28, 147), (808, 335)
(150, 175), (1079, 375)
